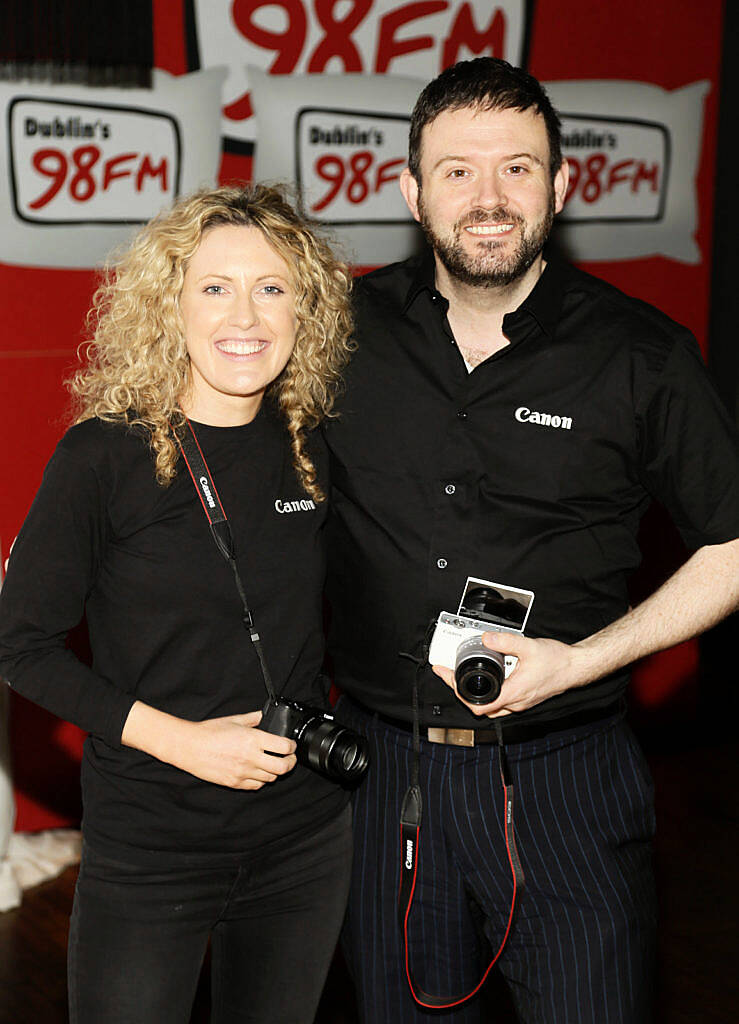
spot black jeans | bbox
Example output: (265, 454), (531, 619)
(68, 805), (352, 1024)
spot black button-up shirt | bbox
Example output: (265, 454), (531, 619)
(324, 251), (739, 728)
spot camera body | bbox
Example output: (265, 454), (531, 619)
(428, 578), (534, 705)
(261, 696), (369, 783)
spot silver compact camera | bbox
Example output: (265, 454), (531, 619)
(428, 577), (535, 705)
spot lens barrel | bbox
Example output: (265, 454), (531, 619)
(455, 637), (504, 704)
(296, 716), (369, 783)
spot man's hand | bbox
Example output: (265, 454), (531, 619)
(433, 630), (592, 717)
(433, 537), (739, 717)
(121, 703), (298, 789)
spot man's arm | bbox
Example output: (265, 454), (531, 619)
(433, 537), (739, 717)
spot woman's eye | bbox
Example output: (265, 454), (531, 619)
(261, 285), (284, 295)
(204, 284), (225, 294)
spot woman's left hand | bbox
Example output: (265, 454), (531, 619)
(121, 702), (298, 789)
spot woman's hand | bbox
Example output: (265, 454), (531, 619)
(121, 702), (297, 790)
(180, 711), (297, 789)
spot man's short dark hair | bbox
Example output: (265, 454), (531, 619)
(408, 57), (563, 182)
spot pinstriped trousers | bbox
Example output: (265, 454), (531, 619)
(338, 698), (656, 1024)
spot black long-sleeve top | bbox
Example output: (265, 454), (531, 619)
(0, 404), (348, 858)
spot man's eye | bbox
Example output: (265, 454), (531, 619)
(508, 165), (527, 175)
(448, 168), (469, 178)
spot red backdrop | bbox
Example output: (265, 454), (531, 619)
(0, 0), (724, 830)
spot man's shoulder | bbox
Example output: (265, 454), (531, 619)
(556, 260), (693, 346)
(352, 254), (425, 311)
(549, 259), (699, 382)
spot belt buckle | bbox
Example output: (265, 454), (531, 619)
(427, 727), (475, 747)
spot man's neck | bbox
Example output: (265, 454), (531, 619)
(435, 255), (546, 362)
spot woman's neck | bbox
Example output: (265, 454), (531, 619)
(179, 389), (262, 427)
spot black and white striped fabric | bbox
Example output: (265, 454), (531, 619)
(339, 698), (656, 1023)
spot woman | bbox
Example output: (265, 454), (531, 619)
(0, 184), (354, 1023)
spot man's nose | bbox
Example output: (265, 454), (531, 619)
(473, 169), (507, 210)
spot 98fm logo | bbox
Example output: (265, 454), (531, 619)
(190, 0), (527, 146)
(227, 0), (509, 75)
(9, 100), (181, 224)
(27, 146), (169, 210)
(559, 116), (668, 223)
(565, 154), (659, 203)
(297, 110), (411, 223)
(311, 150), (404, 212)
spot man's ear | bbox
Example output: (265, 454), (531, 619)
(553, 159), (570, 215)
(399, 167), (421, 223)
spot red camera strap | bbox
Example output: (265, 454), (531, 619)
(173, 416), (278, 705)
(397, 687), (525, 1009)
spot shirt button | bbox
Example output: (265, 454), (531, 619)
(445, 483), (456, 495)
(457, 410), (467, 420)
(432, 705), (442, 716)
(437, 558), (447, 569)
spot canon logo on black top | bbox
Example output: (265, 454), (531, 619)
(274, 498), (316, 514)
(515, 406), (573, 430)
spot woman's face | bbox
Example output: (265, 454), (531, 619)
(179, 224), (298, 425)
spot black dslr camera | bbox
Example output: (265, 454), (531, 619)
(261, 697), (369, 783)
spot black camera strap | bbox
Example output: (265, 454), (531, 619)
(173, 416), (278, 705)
(397, 650), (525, 1010)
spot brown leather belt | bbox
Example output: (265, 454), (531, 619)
(366, 700), (624, 747)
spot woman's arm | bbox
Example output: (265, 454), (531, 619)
(0, 443), (136, 744)
(121, 702), (296, 790)
(1, 436), (297, 789)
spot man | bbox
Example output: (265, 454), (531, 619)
(324, 58), (739, 1023)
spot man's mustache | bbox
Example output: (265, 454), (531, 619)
(456, 208), (524, 230)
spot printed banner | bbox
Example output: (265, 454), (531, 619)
(549, 80), (710, 264)
(189, 0), (527, 149)
(0, 69), (226, 268)
(251, 70), (709, 266)
(251, 69), (424, 264)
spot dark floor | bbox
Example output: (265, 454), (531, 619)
(1, 738), (737, 1023)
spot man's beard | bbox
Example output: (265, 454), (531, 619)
(418, 191), (555, 288)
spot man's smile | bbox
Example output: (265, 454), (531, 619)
(464, 223), (515, 236)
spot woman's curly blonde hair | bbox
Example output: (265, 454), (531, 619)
(69, 183), (354, 500)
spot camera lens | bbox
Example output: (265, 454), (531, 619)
(454, 637), (504, 705)
(297, 717), (369, 783)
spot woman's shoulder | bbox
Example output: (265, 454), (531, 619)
(58, 416), (148, 460)
(53, 417), (152, 487)
(45, 417), (163, 521)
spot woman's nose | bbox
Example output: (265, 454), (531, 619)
(229, 291), (259, 329)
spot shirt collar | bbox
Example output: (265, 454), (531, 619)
(401, 245), (567, 340)
(402, 248), (438, 313)
(502, 254), (567, 340)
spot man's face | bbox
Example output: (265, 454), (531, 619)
(401, 105), (568, 287)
